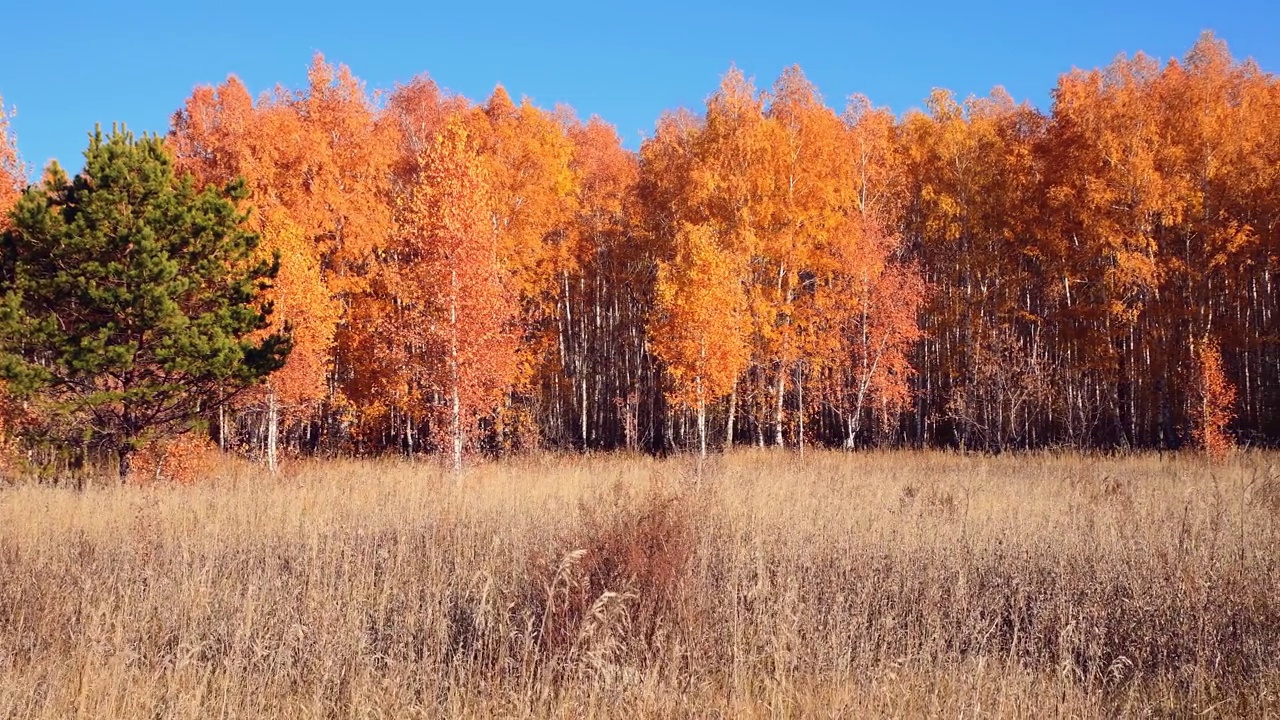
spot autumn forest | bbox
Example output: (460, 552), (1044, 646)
(1, 32), (1277, 468)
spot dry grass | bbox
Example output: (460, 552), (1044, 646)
(2, 450), (1279, 718)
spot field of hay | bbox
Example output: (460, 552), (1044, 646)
(1, 450), (1278, 718)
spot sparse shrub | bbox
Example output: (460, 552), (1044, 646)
(521, 481), (695, 671)
(129, 432), (222, 484)
(1191, 341), (1236, 461)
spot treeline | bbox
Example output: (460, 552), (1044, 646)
(1, 32), (1277, 465)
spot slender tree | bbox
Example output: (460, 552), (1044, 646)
(650, 223), (750, 457)
(1191, 340), (1236, 461)
(399, 119), (516, 471)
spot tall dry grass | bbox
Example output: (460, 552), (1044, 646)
(1, 450), (1279, 718)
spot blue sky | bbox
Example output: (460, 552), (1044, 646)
(2, 0), (1277, 177)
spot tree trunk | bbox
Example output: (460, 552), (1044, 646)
(775, 363), (786, 447)
(846, 413), (859, 450)
(267, 389), (279, 474)
(756, 378), (766, 448)
(450, 267), (463, 475)
(451, 382), (462, 473)
(580, 376), (589, 450)
(797, 363), (805, 458)
(117, 445), (133, 484)
(697, 397), (708, 460)
(725, 386), (737, 449)
(119, 405), (138, 483)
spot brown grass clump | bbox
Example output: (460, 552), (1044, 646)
(0, 451), (1278, 718)
(521, 481), (695, 672)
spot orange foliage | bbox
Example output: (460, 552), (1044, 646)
(468, 87), (579, 441)
(122, 34), (1279, 457)
(0, 95), (22, 227)
(651, 223), (750, 411)
(169, 57), (392, 424)
(339, 78), (462, 430)
(566, 116), (638, 260)
(396, 118), (517, 467)
(637, 68), (926, 447)
(1191, 341), (1236, 462)
(129, 434), (222, 485)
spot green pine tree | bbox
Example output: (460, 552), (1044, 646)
(0, 125), (291, 480)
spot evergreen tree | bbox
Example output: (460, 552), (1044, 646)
(0, 125), (291, 479)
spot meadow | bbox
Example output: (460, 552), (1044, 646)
(1, 450), (1278, 718)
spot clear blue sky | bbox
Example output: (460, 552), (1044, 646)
(2, 0), (1277, 178)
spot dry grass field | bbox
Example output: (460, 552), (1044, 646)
(1, 450), (1279, 718)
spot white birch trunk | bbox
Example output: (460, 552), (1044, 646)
(450, 267), (463, 475)
(267, 389), (279, 474)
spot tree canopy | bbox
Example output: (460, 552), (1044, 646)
(0, 126), (291, 477)
(0, 32), (1275, 471)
